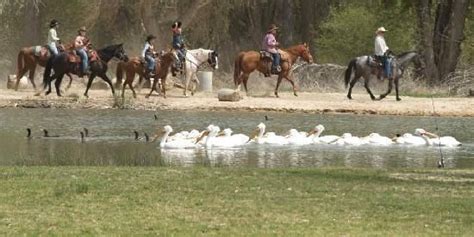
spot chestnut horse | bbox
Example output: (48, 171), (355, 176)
(144, 52), (177, 99)
(116, 56), (148, 98)
(15, 46), (73, 91)
(234, 43), (313, 97)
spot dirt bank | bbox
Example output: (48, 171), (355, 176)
(0, 88), (472, 117)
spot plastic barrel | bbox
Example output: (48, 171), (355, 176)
(197, 71), (213, 92)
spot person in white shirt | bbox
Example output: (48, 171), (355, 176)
(47, 19), (60, 56)
(374, 27), (392, 79)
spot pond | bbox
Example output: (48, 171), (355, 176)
(0, 108), (472, 169)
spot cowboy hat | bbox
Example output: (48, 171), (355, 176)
(267, 24), (279, 32)
(376, 27), (387, 33)
(78, 26), (87, 32)
(49, 19), (59, 28)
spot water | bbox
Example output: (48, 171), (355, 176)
(0, 108), (472, 169)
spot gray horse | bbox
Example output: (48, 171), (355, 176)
(345, 51), (422, 101)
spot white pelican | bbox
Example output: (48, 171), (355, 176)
(416, 128), (461, 147)
(361, 133), (394, 146)
(396, 129), (433, 146)
(250, 123), (288, 145)
(153, 125), (199, 149)
(197, 125), (248, 148)
(333, 133), (366, 146)
(308, 125), (340, 144)
(219, 128), (250, 145)
(286, 129), (313, 145)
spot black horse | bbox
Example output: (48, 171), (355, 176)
(38, 44), (128, 97)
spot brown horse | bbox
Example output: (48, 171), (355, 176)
(116, 56), (148, 98)
(145, 52), (177, 99)
(15, 46), (73, 91)
(234, 43), (314, 97)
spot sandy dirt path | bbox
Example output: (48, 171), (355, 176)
(0, 88), (472, 117)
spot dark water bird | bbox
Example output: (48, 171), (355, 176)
(42, 129), (59, 138)
(264, 115), (271, 121)
(83, 128), (89, 137)
(154, 114), (158, 120)
(437, 159), (445, 168)
(80, 131), (85, 143)
(144, 132), (150, 142)
(134, 130), (139, 140)
(26, 128), (32, 139)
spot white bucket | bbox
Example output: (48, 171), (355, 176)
(197, 71), (213, 92)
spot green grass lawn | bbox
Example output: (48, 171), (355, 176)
(0, 167), (473, 236)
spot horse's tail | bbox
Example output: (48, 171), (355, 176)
(16, 49), (25, 77)
(233, 52), (243, 86)
(344, 58), (356, 89)
(116, 61), (124, 87)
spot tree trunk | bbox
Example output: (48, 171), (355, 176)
(416, 0), (439, 84)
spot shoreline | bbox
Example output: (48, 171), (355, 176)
(0, 88), (472, 117)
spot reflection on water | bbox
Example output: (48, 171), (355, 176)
(0, 108), (472, 169)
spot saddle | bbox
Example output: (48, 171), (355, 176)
(67, 49), (100, 64)
(368, 55), (386, 80)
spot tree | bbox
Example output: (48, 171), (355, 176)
(415, 0), (470, 84)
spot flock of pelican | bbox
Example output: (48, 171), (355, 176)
(149, 123), (462, 149)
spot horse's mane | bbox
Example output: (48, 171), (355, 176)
(397, 51), (417, 58)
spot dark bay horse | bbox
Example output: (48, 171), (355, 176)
(38, 44), (128, 97)
(345, 51), (422, 101)
(234, 43), (314, 97)
(15, 46), (73, 91)
(145, 52), (177, 99)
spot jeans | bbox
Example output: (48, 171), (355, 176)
(271, 53), (281, 69)
(145, 55), (155, 71)
(48, 42), (58, 56)
(382, 56), (392, 78)
(76, 48), (88, 73)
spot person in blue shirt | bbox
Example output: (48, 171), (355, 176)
(171, 21), (185, 71)
(142, 34), (157, 77)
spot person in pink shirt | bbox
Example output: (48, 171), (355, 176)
(262, 24), (281, 73)
(74, 26), (90, 76)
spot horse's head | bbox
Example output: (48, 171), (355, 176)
(299, 43), (314, 64)
(114, 43), (129, 62)
(208, 50), (219, 70)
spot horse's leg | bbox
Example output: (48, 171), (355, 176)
(145, 77), (157, 99)
(84, 74), (96, 98)
(283, 73), (298, 97)
(395, 77), (401, 101)
(363, 76), (376, 100)
(192, 73), (199, 96)
(100, 73), (116, 96)
(347, 75), (360, 100)
(28, 65), (37, 90)
(121, 79), (127, 98)
(65, 73), (73, 91)
(55, 74), (65, 97)
(379, 78), (393, 100)
(161, 77), (167, 99)
(129, 80), (137, 98)
(15, 66), (29, 91)
(274, 75), (284, 98)
(241, 73), (250, 95)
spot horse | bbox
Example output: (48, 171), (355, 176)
(180, 48), (219, 97)
(345, 51), (422, 101)
(145, 52), (177, 99)
(38, 44), (128, 97)
(233, 43), (314, 98)
(116, 56), (148, 98)
(14, 46), (73, 91)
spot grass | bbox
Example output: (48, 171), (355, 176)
(0, 167), (473, 236)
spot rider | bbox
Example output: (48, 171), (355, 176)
(74, 26), (90, 76)
(47, 19), (60, 56)
(374, 27), (392, 79)
(262, 24), (281, 74)
(142, 34), (157, 77)
(171, 21), (185, 70)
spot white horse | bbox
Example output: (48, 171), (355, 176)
(178, 48), (219, 97)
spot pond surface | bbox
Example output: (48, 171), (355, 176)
(0, 108), (472, 169)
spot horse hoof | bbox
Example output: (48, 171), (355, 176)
(347, 96), (352, 100)
(145, 95), (150, 99)
(371, 97), (377, 101)
(396, 97), (402, 101)
(34, 92), (41, 96)
(294, 93), (298, 97)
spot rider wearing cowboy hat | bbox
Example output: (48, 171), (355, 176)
(74, 26), (90, 76)
(47, 19), (60, 56)
(375, 27), (392, 79)
(262, 24), (281, 74)
(142, 34), (157, 77)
